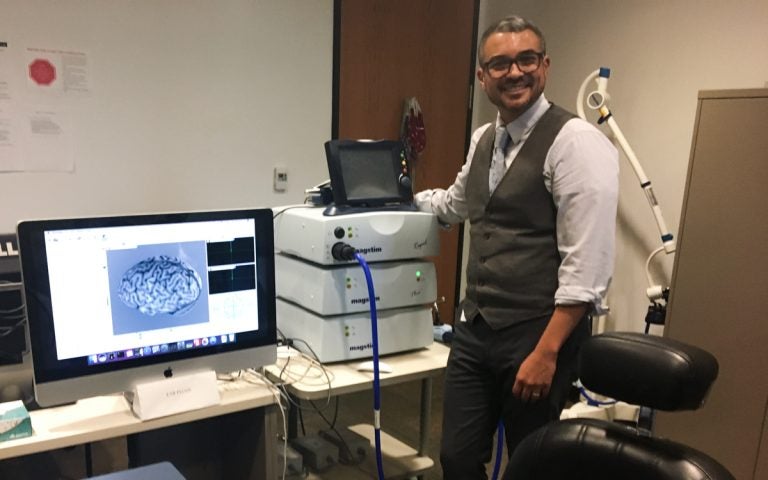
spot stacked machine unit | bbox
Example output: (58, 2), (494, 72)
(274, 207), (439, 363)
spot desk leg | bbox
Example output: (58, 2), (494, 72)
(419, 378), (432, 456)
(84, 442), (93, 477)
(419, 377), (433, 457)
(262, 404), (279, 480)
(287, 394), (299, 439)
(417, 377), (434, 480)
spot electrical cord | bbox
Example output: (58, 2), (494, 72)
(0, 281), (23, 293)
(0, 317), (26, 338)
(230, 335), (355, 475)
(277, 351), (333, 389)
(308, 397), (364, 466)
(216, 369), (291, 480)
(273, 334), (334, 412)
(0, 304), (24, 314)
(279, 346), (359, 465)
(273, 328), (345, 474)
(0, 303), (26, 339)
(245, 369), (291, 480)
(0, 306), (26, 356)
(272, 204), (314, 220)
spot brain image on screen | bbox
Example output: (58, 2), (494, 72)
(117, 255), (203, 316)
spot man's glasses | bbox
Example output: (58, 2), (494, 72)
(482, 51), (544, 79)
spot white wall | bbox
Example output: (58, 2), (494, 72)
(5, 0), (767, 335)
(471, 0), (768, 332)
(0, 0), (333, 233)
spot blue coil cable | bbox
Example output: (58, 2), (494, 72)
(491, 419), (505, 480)
(354, 252), (386, 480)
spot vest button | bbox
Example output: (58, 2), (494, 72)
(480, 257), (486, 263)
(484, 232), (491, 240)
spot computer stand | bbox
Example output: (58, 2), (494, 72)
(125, 370), (220, 421)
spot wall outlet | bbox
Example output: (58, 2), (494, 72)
(274, 166), (288, 192)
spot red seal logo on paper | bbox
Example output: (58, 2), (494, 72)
(29, 58), (56, 86)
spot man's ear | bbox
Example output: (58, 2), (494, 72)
(476, 67), (486, 89)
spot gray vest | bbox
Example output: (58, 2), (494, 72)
(463, 104), (575, 329)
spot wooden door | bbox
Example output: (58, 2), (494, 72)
(334, 0), (478, 324)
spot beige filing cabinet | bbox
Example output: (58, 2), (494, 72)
(655, 89), (768, 480)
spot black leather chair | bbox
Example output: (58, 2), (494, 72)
(504, 332), (735, 480)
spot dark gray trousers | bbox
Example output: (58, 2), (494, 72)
(440, 314), (589, 479)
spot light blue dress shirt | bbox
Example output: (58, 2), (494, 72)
(414, 94), (619, 315)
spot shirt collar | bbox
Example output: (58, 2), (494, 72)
(495, 94), (550, 145)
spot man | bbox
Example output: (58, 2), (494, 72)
(413, 15), (619, 479)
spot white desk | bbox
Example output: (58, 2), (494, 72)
(0, 381), (279, 478)
(265, 342), (450, 479)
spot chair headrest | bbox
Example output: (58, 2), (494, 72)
(578, 332), (718, 411)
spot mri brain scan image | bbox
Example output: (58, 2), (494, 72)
(117, 255), (203, 316)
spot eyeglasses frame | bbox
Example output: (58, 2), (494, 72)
(482, 51), (546, 79)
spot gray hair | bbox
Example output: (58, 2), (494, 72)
(477, 15), (547, 64)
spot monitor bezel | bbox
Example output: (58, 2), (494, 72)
(17, 208), (277, 407)
(324, 139), (412, 208)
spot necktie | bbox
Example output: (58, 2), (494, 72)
(489, 125), (510, 193)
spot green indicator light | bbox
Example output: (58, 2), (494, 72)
(416, 271), (422, 277)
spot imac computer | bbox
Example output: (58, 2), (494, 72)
(17, 208), (277, 408)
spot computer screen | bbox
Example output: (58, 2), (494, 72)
(324, 139), (413, 211)
(17, 208), (276, 407)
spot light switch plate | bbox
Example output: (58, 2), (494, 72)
(274, 166), (288, 192)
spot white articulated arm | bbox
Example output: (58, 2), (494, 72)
(577, 67), (676, 302)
